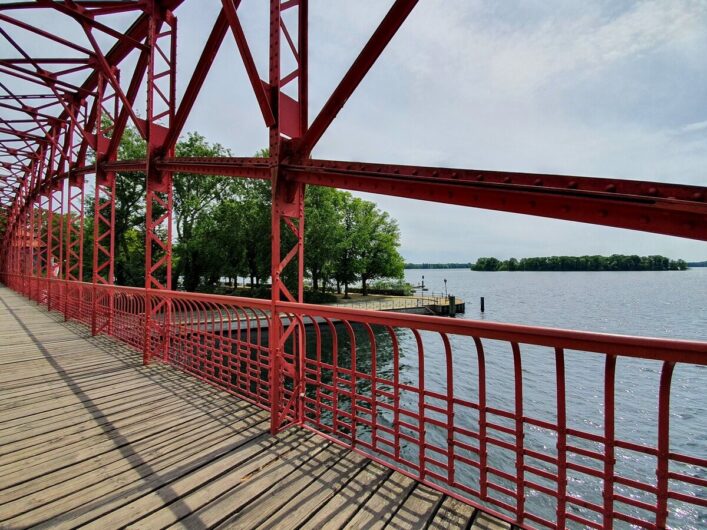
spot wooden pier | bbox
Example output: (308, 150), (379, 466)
(0, 287), (507, 529)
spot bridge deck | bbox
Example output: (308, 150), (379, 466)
(0, 287), (509, 530)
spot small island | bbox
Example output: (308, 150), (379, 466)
(472, 255), (688, 272)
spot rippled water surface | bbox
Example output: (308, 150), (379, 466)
(381, 268), (707, 528)
(407, 268), (707, 340)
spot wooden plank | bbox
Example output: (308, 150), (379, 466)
(23, 421), (290, 530)
(471, 511), (512, 530)
(0, 366), (139, 401)
(217, 444), (350, 529)
(0, 379), (182, 433)
(385, 483), (443, 529)
(0, 399), (255, 487)
(253, 451), (370, 529)
(0, 412), (270, 528)
(340, 471), (417, 530)
(86, 429), (310, 529)
(165, 436), (331, 530)
(0, 385), (255, 468)
(0, 404), (263, 502)
(0, 388), (210, 457)
(0, 363), (230, 425)
(0, 360), (135, 390)
(427, 496), (477, 529)
(299, 461), (393, 530)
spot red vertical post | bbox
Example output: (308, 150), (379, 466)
(30, 188), (42, 302)
(144, 0), (176, 364)
(45, 130), (59, 311)
(92, 74), (117, 336)
(603, 355), (617, 527)
(269, 0), (308, 434)
(656, 361), (675, 529)
(64, 116), (85, 320)
(555, 347), (568, 528)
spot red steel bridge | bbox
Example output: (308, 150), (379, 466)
(0, 2), (706, 529)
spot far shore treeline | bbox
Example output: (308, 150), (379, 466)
(471, 255), (688, 272)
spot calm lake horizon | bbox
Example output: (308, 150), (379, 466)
(404, 267), (707, 341)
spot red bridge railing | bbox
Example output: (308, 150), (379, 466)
(3, 273), (706, 530)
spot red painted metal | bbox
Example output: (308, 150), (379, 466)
(144, 0), (177, 364)
(66, 155), (707, 241)
(91, 74), (117, 337)
(0, 3), (706, 529)
(268, 0), (309, 434)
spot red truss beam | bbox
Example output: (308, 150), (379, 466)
(143, 0), (177, 364)
(94, 156), (707, 241)
(92, 74), (117, 336)
(268, 0), (308, 434)
(286, 159), (707, 241)
(222, 0), (275, 128)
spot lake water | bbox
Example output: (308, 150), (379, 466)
(376, 268), (707, 528)
(405, 268), (707, 340)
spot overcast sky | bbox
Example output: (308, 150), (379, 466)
(6, 1), (706, 262)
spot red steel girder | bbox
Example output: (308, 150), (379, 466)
(92, 156), (707, 241)
(222, 0), (275, 128)
(285, 159), (707, 241)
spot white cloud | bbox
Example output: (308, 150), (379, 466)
(171, 0), (707, 261)
(679, 119), (707, 134)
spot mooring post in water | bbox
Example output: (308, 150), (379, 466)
(449, 295), (456, 317)
(480, 296), (485, 312)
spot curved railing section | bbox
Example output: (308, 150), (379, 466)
(2, 273), (705, 530)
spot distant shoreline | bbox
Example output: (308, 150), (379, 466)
(406, 256), (705, 271)
(473, 255), (688, 272)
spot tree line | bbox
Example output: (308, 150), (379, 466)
(79, 128), (404, 298)
(472, 255), (688, 272)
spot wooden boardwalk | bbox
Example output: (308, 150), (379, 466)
(0, 286), (509, 530)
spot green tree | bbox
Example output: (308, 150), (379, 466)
(173, 132), (233, 291)
(305, 186), (343, 292)
(113, 126), (148, 286)
(358, 206), (404, 296)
